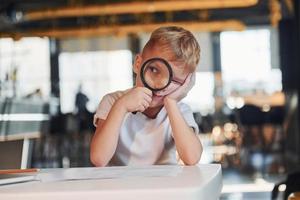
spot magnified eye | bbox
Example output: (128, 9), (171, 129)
(141, 58), (172, 91)
(149, 66), (160, 74)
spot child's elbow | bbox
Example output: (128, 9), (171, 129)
(184, 151), (202, 166)
(90, 151), (108, 167)
(184, 157), (200, 166)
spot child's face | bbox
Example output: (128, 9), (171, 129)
(134, 45), (190, 107)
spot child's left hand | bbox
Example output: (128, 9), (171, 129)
(164, 72), (195, 102)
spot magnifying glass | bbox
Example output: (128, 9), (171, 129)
(140, 57), (173, 92)
(132, 57), (173, 114)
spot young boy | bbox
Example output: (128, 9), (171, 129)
(90, 26), (202, 166)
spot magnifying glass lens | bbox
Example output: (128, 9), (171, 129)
(142, 59), (171, 91)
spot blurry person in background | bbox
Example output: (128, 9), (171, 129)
(75, 85), (92, 132)
(75, 85), (89, 114)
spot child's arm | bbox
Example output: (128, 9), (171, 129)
(90, 87), (152, 167)
(164, 98), (202, 165)
(164, 73), (202, 165)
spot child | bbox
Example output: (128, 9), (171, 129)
(90, 26), (202, 166)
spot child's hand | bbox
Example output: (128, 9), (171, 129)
(164, 73), (195, 102)
(117, 87), (152, 113)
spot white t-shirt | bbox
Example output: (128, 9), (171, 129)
(93, 90), (199, 166)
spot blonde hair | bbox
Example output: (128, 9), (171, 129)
(143, 26), (200, 72)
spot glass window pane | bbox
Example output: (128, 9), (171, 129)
(0, 37), (50, 98)
(220, 28), (282, 95)
(59, 50), (133, 113)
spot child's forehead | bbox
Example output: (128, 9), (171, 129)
(143, 44), (171, 57)
(142, 46), (182, 66)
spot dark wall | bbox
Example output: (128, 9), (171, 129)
(49, 39), (61, 113)
(279, 1), (300, 165)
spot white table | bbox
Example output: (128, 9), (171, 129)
(0, 164), (222, 200)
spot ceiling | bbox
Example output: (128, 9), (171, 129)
(0, 0), (294, 39)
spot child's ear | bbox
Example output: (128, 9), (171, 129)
(133, 54), (142, 74)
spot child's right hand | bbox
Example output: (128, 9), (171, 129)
(117, 87), (152, 113)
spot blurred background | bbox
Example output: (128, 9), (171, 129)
(0, 0), (299, 199)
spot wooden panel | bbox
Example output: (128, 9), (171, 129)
(0, 20), (245, 39)
(24, 0), (258, 21)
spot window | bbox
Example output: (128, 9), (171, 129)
(220, 28), (282, 96)
(0, 37), (50, 98)
(59, 50), (133, 113)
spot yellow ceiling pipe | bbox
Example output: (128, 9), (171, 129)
(24, 0), (258, 21)
(0, 20), (245, 39)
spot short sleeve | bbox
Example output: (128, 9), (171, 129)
(93, 94), (114, 127)
(179, 103), (199, 134)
